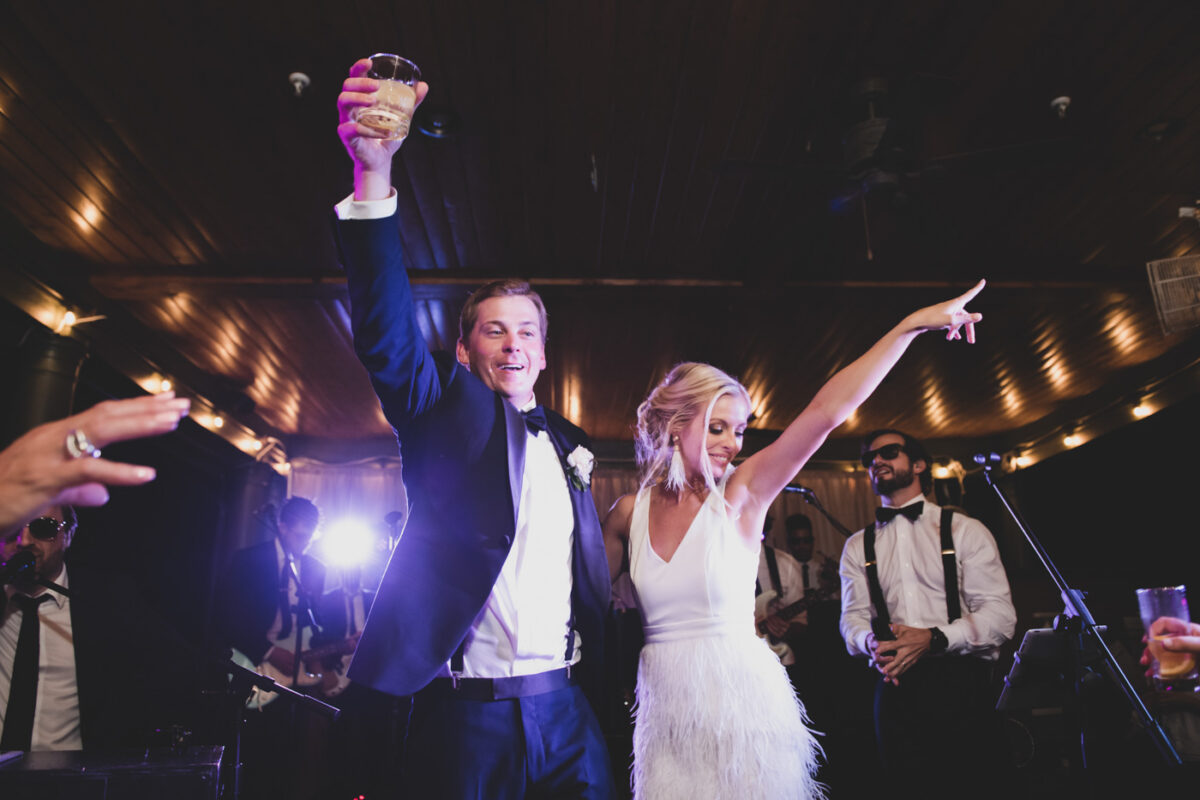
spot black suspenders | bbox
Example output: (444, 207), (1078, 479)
(863, 506), (960, 630)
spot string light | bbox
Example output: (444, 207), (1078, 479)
(160, 379), (173, 393)
(1063, 433), (1081, 448)
(1132, 401), (1152, 419)
(212, 415), (225, 429)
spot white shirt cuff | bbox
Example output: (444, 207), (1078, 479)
(334, 189), (398, 220)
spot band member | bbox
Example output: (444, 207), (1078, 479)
(215, 497), (328, 799)
(2, 506), (195, 751)
(839, 428), (1016, 794)
(218, 497), (326, 681)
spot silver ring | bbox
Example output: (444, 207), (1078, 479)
(65, 429), (101, 460)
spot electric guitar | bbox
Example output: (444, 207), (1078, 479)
(231, 633), (360, 710)
(754, 587), (837, 659)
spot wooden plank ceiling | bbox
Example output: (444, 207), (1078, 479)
(0, 0), (1197, 449)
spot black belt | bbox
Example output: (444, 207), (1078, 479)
(426, 666), (576, 701)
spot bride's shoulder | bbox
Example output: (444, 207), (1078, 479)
(602, 492), (639, 539)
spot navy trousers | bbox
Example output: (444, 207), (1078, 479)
(401, 683), (616, 799)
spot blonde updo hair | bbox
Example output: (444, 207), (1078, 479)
(635, 362), (751, 495)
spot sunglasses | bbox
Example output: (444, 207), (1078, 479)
(27, 517), (68, 540)
(860, 443), (906, 468)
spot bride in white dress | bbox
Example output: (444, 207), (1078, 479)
(602, 281), (987, 800)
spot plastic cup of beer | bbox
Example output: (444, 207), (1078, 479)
(1136, 585), (1199, 690)
(351, 53), (421, 142)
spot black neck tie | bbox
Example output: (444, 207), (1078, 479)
(802, 563), (810, 591)
(2, 593), (53, 751)
(876, 502), (924, 525)
(523, 405), (548, 435)
(278, 559), (293, 640)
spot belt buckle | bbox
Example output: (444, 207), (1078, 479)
(564, 663), (572, 679)
(450, 671), (463, 690)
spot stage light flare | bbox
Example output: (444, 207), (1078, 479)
(316, 517), (377, 568)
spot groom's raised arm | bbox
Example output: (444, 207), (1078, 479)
(332, 60), (438, 431)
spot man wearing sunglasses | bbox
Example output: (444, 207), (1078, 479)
(1, 507), (84, 751)
(2, 507), (198, 754)
(838, 429), (1016, 792)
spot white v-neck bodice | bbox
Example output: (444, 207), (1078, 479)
(628, 478), (759, 644)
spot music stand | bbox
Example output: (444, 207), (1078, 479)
(976, 454), (1180, 771)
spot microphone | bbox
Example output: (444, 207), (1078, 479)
(973, 452), (1003, 466)
(783, 485), (815, 497)
(0, 551), (36, 584)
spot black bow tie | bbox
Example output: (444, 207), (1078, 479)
(876, 502), (923, 524)
(522, 405), (548, 435)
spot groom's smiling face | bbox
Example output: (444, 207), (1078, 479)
(456, 295), (547, 408)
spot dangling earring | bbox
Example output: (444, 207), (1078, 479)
(665, 436), (687, 493)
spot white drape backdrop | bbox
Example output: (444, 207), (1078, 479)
(288, 457), (408, 526)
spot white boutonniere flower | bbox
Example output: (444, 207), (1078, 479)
(565, 445), (595, 490)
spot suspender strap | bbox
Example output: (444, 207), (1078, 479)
(450, 614), (577, 681)
(862, 523), (891, 630)
(764, 546), (783, 596)
(450, 638), (466, 677)
(941, 507), (961, 622)
(564, 609), (576, 664)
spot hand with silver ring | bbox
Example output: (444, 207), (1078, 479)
(65, 429), (102, 460)
(0, 392), (191, 536)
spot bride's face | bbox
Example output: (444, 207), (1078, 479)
(676, 394), (749, 483)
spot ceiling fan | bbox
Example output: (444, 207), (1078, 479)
(719, 75), (1072, 259)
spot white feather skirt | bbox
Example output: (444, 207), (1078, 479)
(631, 632), (826, 800)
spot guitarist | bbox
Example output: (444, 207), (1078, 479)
(215, 496), (328, 799)
(754, 515), (806, 668)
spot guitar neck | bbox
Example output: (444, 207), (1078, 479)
(756, 589), (833, 632)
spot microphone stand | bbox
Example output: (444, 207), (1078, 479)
(1, 553), (72, 598)
(975, 454), (1180, 772)
(221, 649), (339, 800)
(784, 486), (855, 538)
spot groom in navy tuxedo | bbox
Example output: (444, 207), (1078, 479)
(331, 60), (615, 799)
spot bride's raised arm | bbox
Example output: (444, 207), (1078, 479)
(726, 279), (987, 517)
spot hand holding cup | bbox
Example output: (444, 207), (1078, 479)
(338, 56), (429, 182)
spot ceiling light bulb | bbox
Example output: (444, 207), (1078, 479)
(212, 415), (225, 429)
(159, 379), (173, 393)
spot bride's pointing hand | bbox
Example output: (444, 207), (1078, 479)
(905, 278), (986, 343)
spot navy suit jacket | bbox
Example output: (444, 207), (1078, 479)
(332, 213), (612, 700)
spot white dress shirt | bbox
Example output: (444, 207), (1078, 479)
(0, 566), (83, 750)
(755, 545), (804, 665)
(839, 498), (1016, 661)
(445, 404), (577, 678)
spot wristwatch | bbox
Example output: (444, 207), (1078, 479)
(927, 626), (948, 655)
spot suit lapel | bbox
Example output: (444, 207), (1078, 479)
(502, 399), (527, 529)
(543, 421), (611, 620)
